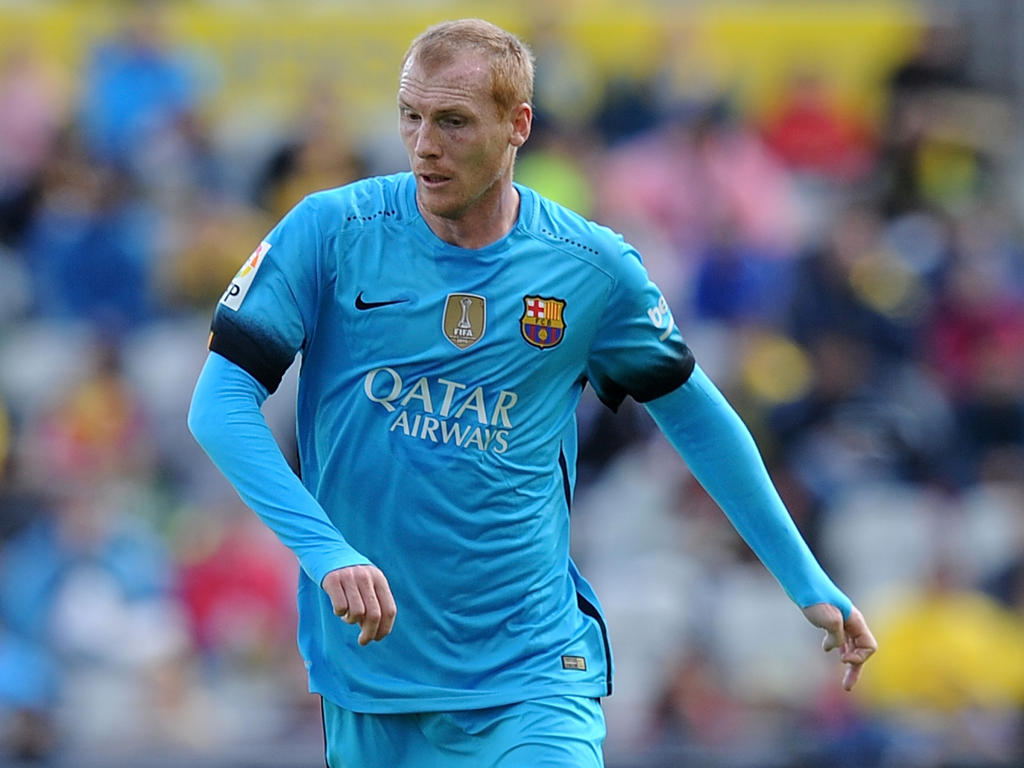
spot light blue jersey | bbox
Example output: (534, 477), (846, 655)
(206, 172), (694, 713)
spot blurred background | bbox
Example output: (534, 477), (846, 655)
(1, 0), (1023, 766)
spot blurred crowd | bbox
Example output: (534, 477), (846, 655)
(1, 3), (1023, 767)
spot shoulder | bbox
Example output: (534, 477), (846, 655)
(521, 186), (636, 278)
(299, 173), (411, 231)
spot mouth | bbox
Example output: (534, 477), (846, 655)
(418, 172), (452, 188)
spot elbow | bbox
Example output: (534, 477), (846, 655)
(186, 390), (210, 447)
(188, 353), (237, 449)
(187, 384), (223, 451)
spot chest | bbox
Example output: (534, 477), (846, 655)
(316, 234), (610, 387)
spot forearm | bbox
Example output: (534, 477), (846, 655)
(645, 365), (851, 618)
(187, 352), (370, 585)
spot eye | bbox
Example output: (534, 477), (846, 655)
(441, 115), (466, 128)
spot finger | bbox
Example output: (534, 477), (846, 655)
(843, 610), (878, 655)
(373, 573), (398, 641)
(842, 661), (862, 691)
(822, 618), (845, 654)
(840, 607), (877, 690)
(322, 574), (350, 618)
(823, 629), (843, 653)
(840, 612), (877, 663)
(356, 584), (383, 647)
(341, 577), (366, 625)
(841, 643), (876, 665)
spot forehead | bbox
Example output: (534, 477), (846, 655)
(398, 51), (495, 111)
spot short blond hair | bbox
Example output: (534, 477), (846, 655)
(402, 18), (534, 116)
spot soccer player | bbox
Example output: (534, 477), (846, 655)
(188, 18), (876, 767)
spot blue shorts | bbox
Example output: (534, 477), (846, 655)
(322, 695), (606, 768)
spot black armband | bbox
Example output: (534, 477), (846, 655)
(593, 345), (696, 411)
(209, 314), (295, 394)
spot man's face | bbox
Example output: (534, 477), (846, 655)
(398, 51), (526, 221)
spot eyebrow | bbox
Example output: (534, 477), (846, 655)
(398, 99), (470, 118)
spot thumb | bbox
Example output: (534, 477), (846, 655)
(822, 621), (846, 653)
(802, 602), (845, 652)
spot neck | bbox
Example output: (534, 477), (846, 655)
(419, 179), (520, 250)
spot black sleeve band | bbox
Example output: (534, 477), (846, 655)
(209, 314), (295, 394)
(631, 346), (696, 403)
(593, 345), (696, 412)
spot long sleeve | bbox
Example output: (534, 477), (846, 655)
(187, 351), (371, 586)
(645, 364), (852, 618)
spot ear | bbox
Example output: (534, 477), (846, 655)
(509, 102), (532, 148)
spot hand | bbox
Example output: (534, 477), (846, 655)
(321, 565), (397, 646)
(801, 603), (877, 691)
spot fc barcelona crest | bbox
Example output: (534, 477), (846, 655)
(442, 293), (486, 350)
(521, 296), (566, 349)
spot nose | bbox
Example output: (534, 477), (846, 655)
(414, 121), (440, 159)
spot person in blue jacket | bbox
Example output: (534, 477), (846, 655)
(188, 18), (876, 768)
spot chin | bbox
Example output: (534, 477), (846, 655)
(417, 189), (466, 220)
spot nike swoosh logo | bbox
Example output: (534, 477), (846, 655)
(355, 291), (409, 310)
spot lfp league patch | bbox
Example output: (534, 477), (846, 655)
(520, 295), (566, 349)
(220, 241), (271, 311)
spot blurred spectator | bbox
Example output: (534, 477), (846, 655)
(649, 17), (720, 121)
(515, 124), (599, 218)
(525, 8), (603, 136)
(761, 69), (876, 183)
(0, 43), (65, 247)
(78, 1), (201, 175)
(878, 19), (1016, 219)
(887, 20), (971, 97)
(156, 196), (273, 313)
(0, 624), (59, 761)
(18, 133), (158, 331)
(767, 331), (954, 509)
(0, 336), (185, 754)
(786, 202), (923, 364)
(597, 101), (802, 270)
(691, 225), (793, 325)
(592, 73), (662, 146)
(646, 649), (744, 753)
(858, 561), (1024, 763)
(253, 78), (368, 219)
(176, 508), (298, 665)
(21, 341), (153, 486)
(925, 221), (1024, 484)
(0, 479), (185, 755)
